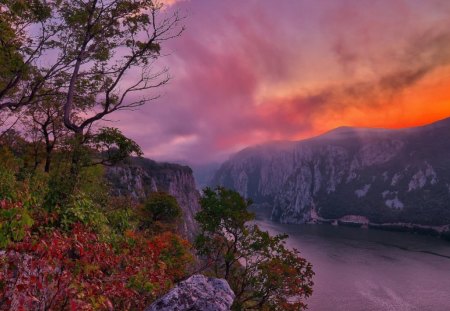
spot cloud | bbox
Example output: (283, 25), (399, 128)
(114, 0), (450, 164)
(159, 0), (186, 7)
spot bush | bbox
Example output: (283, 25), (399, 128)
(0, 200), (33, 248)
(59, 192), (108, 233)
(0, 168), (17, 201)
(142, 192), (182, 230)
(18, 170), (49, 208)
(106, 206), (135, 234)
(0, 224), (192, 310)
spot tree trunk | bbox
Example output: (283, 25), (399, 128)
(44, 147), (52, 173)
(70, 131), (84, 179)
(33, 144), (40, 171)
(42, 127), (53, 173)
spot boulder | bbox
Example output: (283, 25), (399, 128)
(145, 274), (235, 311)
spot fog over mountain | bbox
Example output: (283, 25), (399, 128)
(212, 117), (450, 228)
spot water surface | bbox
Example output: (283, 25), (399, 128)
(255, 220), (450, 311)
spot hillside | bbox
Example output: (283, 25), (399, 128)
(212, 118), (450, 228)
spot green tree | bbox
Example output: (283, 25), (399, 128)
(0, 0), (55, 110)
(195, 187), (314, 311)
(1, 0), (183, 176)
(51, 0), (183, 176)
(90, 127), (143, 166)
(23, 97), (67, 172)
(144, 191), (183, 224)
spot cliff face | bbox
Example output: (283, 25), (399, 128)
(212, 118), (450, 227)
(106, 158), (200, 241)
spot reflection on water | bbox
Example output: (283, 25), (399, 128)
(254, 220), (450, 311)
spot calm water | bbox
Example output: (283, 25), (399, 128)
(254, 220), (450, 311)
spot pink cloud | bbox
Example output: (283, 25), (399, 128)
(113, 0), (450, 164)
(159, 0), (186, 7)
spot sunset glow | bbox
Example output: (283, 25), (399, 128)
(116, 0), (450, 163)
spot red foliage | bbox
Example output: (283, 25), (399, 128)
(0, 200), (23, 210)
(0, 224), (191, 310)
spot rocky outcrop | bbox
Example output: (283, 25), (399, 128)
(212, 117), (450, 227)
(145, 274), (235, 311)
(106, 158), (200, 241)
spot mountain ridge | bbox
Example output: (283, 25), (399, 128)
(211, 117), (450, 231)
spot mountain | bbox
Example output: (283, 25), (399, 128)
(105, 157), (200, 241)
(191, 162), (221, 189)
(212, 117), (450, 229)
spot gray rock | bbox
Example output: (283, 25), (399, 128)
(212, 117), (450, 226)
(105, 158), (200, 241)
(145, 274), (235, 311)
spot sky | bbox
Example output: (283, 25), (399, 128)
(115, 0), (450, 164)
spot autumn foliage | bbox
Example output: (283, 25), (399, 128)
(0, 219), (191, 310)
(1, 1), (314, 309)
(0, 187), (192, 311)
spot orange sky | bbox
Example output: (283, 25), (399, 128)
(116, 0), (450, 164)
(310, 65), (450, 137)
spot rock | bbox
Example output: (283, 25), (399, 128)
(145, 274), (235, 311)
(212, 117), (450, 227)
(105, 157), (200, 241)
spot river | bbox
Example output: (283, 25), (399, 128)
(254, 220), (450, 311)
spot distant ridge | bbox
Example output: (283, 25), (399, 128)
(212, 116), (450, 233)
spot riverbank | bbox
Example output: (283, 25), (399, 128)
(249, 204), (450, 241)
(309, 215), (450, 241)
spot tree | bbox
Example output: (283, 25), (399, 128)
(51, 0), (183, 176)
(141, 191), (182, 233)
(23, 98), (67, 172)
(195, 187), (314, 311)
(57, 0), (183, 135)
(1, 0), (183, 176)
(90, 127), (143, 167)
(0, 1), (54, 137)
(0, 0), (59, 111)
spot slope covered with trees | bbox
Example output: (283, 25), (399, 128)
(0, 1), (191, 308)
(0, 1), (314, 309)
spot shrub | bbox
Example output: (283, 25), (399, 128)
(104, 196), (138, 235)
(0, 200), (33, 248)
(0, 168), (17, 201)
(140, 192), (183, 234)
(59, 192), (108, 233)
(0, 224), (192, 310)
(144, 192), (182, 223)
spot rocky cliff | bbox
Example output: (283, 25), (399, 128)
(212, 118), (450, 228)
(106, 157), (200, 241)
